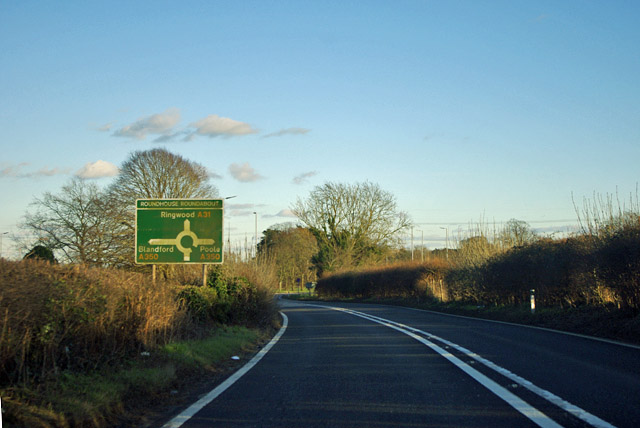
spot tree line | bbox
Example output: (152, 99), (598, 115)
(19, 145), (559, 295)
(19, 149), (414, 287)
(20, 148), (217, 267)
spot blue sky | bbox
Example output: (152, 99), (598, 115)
(1, 1), (639, 259)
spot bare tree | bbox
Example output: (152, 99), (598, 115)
(19, 149), (217, 267)
(106, 148), (219, 266)
(456, 235), (495, 268)
(21, 178), (126, 265)
(108, 148), (217, 204)
(292, 181), (411, 274)
(499, 219), (537, 248)
(573, 188), (640, 240)
(258, 224), (318, 289)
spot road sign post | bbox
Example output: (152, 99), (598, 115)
(135, 199), (224, 268)
(305, 281), (316, 296)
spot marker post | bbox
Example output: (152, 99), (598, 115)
(530, 289), (536, 314)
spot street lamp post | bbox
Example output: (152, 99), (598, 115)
(410, 227), (414, 261)
(224, 196), (237, 259)
(0, 232), (8, 259)
(253, 212), (258, 260)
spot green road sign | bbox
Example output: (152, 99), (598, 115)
(135, 199), (224, 264)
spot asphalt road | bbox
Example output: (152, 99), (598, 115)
(162, 299), (640, 428)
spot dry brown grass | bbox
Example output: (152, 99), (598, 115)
(0, 257), (280, 427)
(226, 256), (279, 290)
(0, 259), (188, 386)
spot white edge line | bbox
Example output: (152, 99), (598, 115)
(299, 300), (623, 426)
(282, 298), (640, 350)
(340, 307), (617, 428)
(299, 301), (618, 428)
(330, 307), (563, 428)
(162, 312), (289, 428)
(398, 305), (640, 350)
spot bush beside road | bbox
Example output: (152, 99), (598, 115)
(0, 258), (279, 427)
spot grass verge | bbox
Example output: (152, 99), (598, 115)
(1, 326), (269, 428)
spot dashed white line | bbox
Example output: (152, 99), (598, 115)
(324, 305), (617, 428)
(162, 302), (617, 428)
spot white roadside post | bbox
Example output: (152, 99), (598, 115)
(530, 289), (536, 314)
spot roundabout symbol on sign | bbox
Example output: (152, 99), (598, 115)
(148, 219), (215, 261)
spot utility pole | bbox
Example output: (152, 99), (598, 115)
(440, 227), (449, 261)
(253, 212), (258, 260)
(411, 227), (414, 261)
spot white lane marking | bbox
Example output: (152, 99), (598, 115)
(334, 308), (617, 428)
(327, 307), (562, 428)
(417, 332), (615, 428)
(162, 312), (289, 428)
(400, 305), (640, 351)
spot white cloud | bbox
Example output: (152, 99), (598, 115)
(190, 115), (258, 138)
(36, 167), (69, 176)
(152, 131), (196, 143)
(227, 203), (257, 210)
(206, 168), (223, 179)
(109, 110), (259, 141)
(97, 122), (113, 132)
(292, 171), (318, 185)
(263, 127), (311, 138)
(276, 209), (297, 218)
(152, 133), (179, 143)
(114, 108), (181, 140)
(228, 162), (264, 182)
(262, 209), (298, 218)
(0, 163), (70, 178)
(75, 160), (119, 179)
(0, 162), (29, 177)
(226, 203), (266, 217)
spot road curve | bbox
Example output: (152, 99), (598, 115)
(161, 299), (640, 428)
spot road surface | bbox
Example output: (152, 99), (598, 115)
(162, 299), (640, 427)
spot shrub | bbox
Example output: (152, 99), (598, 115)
(317, 223), (640, 313)
(0, 257), (279, 427)
(475, 238), (596, 307)
(23, 245), (56, 263)
(177, 286), (218, 322)
(595, 226), (640, 310)
(175, 268), (277, 328)
(316, 261), (448, 300)
(0, 259), (187, 386)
